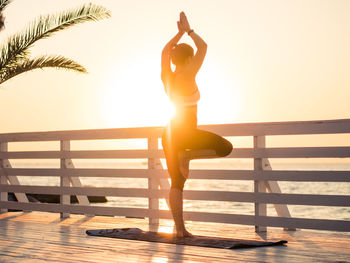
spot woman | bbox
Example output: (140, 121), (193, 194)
(161, 12), (233, 237)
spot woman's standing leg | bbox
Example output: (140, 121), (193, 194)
(162, 131), (193, 237)
(162, 128), (232, 237)
(169, 188), (193, 237)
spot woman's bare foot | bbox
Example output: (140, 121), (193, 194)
(176, 229), (194, 238)
(178, 152), (189, 178)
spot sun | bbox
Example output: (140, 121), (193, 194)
(197, 61), (241, 124)
(100, 62), (174, 128)
(99, 57), (238, 128)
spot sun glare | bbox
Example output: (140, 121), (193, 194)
(100, 59), (238, 128)
(197, 62), (241, 124)
(100, 62), (175, 128)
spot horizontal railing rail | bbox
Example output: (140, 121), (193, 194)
(2, 168), (350, 182)
(1, 118), (349, 232)
(1, 185), (349, 206)
(1, 146), (350, 159)
(1, 119), (350, 142)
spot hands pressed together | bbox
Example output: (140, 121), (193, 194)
(177, 11), (191, 34)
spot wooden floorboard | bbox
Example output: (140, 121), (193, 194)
(0, 212), (349, 263)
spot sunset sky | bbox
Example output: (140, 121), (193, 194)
(0, 0), (349, 133)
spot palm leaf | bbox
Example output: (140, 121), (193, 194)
(0, 0), (12, 11)
(0, 0), (11, 31)
(0, 55), (87, 85)
(0, 3), (111, 70)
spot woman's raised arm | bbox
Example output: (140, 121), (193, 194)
(187, 30), (207, 74)
(161, 21), (185, 84)
(180, 12), (207, 74)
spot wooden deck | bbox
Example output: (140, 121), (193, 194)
(0, 212), (349, 263)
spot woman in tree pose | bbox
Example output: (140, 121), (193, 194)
(161, 12), (233, 237)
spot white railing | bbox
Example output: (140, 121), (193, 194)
(0, 119), (349, 232)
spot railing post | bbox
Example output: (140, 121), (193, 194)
(262, 159), (296, 231)
(60, 140), (70, 218)
(148, 136), (159, 225)
(62, 142), (90, 210)
(155, 158), (171, 209)
(1, 142), (28, 212)
(254, 135), (267, 232)
(0, 142), (8, 213)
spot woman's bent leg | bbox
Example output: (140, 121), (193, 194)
(181, 149), (217, 160)
(177, 129), (232, 178)
(180, 129), (233, 160)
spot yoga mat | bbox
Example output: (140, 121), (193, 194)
(86, 228), (287, 249)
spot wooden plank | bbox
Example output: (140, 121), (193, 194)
(0, 185), (254, 202)
(2, 185), (350, 207)
(189, 169), (254, 180)
(0, 142), (28, 204)
(182, 190), (252, 202)
(195, 190), (350, 207)
(66, 150), (159, 159)
(155, 158), (170, 209)
(4, 168), (349, 182)
(202, 169), (350, 182)
(202, 118), (350, 136)
(148, 136), (159, 224)
(69, 177), (90, 205)
(256, 192), (350, 207)
(254, 135), (267, 232)
(0, 168), (7, 213)
(1, 119), (349, 142)
(4, 168), (62, 176)
(256, 170), (350, 182)
(262, 158), (294, 231)
(60, 141), (70, 218)
(0, 126), (163, 142)
(3, 146), (349, 159)
(65, 168), (155, 178)
(0, 151), (61, 159)
(4, 168), (152, 178)
(182, 211), (255, 225)
(0, 150), (154, 159)
(0, 201), (149, 218)
(61, 140), (90, 207)
(210, 214), (350, 232)
(0, 185), (151, 197)
(228, 147), (350, 158)
(258, 215), (350, 232)
(5, 167), (252, 180)
(5, 175), (29, 203)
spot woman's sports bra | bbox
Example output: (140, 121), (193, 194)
(170, 90), (200, 107)
(165, 72), (200, 107)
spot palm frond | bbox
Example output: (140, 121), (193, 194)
(0, 55), (87, 85)
(0, 3), (111, 69)
(0, 0), (12, 11)
(0, 0), (11, 31)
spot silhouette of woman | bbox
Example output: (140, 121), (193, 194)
(161, 12), (233, 237)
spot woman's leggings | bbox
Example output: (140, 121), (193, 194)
(162, 125), (233, 190)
